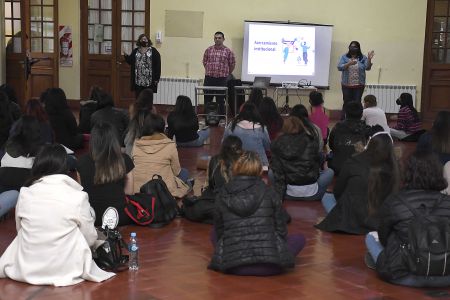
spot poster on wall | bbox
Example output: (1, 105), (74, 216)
(59, 25), (73, 67)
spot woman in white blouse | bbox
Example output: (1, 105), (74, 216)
(0, 144), (114, 286)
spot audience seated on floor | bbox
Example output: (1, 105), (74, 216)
(328, 101), (369, 174)
(316, 130), (400, 234)
(77, 122), (134, 227)
(308, 91), (330, 145)
(390, 93), (423, 141)
(290, 104), (324, 154)
(0, 144), (115, 286)
(0, 84), (22, 122)
(366, 151), (450, 287)
(78, 85), (101, 134)
(0, 91), (19, 157)
(209, 151), (305, 276)
(417, 110), (450, 165)
(259, 97), (283, 141)
(0, 116), (44, 218)
(223, 103), (271, 168)
(90, 90), (129, 147)
(362, 94), (390, 132)
(270, 116), (334, 201)
(167, 95), (210, 147)
(124, 88), (154, 155)
(19, 99), (54, 145)
(42, 88), (84, 150)
(183, 136), (243, 224)
(132, 113), (191, 198)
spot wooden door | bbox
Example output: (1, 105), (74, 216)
(80, 0), (149, 108)
(421, 0), (450, 126)
(4, 0), (58, 108)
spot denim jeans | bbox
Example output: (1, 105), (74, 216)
(176, 128), (210, 148)
(0, 190), (20, 218)
(268, 168), (335, 201)
(321, 192), (337, 213)
(365, 233), (384, 263)
(285, 168), (335, 201)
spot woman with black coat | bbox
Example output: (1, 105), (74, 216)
(167, 95), (210, 147)
(123, 34), (161, 98)
(42, 88), (83, 150)
(366, 151), (450, 287)
(316, 131), (399, 234)
(209, 151), (305, 276)
(271, 116), (334, 201)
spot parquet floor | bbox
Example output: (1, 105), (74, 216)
(1, 126), (449, 300)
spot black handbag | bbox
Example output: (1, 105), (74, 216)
(93, 226), (129, 272)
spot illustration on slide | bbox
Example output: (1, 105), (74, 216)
(281, 37), (298, 63)
(301, 41), (310, 65)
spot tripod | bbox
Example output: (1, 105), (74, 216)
(280, 88), (291, 115)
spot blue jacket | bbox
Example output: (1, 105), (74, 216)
(337, 54), (372, 86)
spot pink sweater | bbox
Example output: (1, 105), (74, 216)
(310, 106), (329, 139)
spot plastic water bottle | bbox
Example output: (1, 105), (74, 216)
(128, 232), (139, 271)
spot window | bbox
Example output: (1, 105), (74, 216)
(30, 0), (55, 53)
(4, 0), (22, 53)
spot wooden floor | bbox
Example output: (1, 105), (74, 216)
(0, 126), (449, 300)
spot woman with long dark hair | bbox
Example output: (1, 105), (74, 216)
(259, 97), (283, 140)
(42, 88), (83, 150)
(77, 122), (134, 227)
(337, 41), (374, 107)
(366, 151), (450, 287)
(417, 110), (450, 164)
(316, 131), (400, 234)
(0, 144), (115, 286)
(390, 92), (422, 140)
(22, 99), (54, 144)
(183, 136), (243, 224)
(167, 95), (210, 147)
(0, 91), (15, 154)
(0, 116), (43, 218)
(90, 90), (128, 145)
(271, 116), (334, 201)
(124, 88), (155, 155)
(223, 102), (270, 167)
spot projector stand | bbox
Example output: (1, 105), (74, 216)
(280, 92), (290, 115)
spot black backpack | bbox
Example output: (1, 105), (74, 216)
(93, 226), (129, 272)
(205, 102), (220, 126)
(399, 195), (450, 276)
(138, 174), (178, 227)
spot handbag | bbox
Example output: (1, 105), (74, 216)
(93, 226), (129, 272)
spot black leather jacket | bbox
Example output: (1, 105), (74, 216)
(271, 132), (320, 197)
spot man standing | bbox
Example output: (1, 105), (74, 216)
(203, 31), (235, 115)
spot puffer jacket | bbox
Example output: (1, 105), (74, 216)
(209, 176), (294, 272)
(328, 119), (369, 174)
(376, 190), (450, 281)
(271, 132), (320, 197)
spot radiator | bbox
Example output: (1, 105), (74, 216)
(363, 84), (417, 113)
(154, 77), (202, 105)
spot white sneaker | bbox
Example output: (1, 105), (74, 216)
(102, 207), (119, 229)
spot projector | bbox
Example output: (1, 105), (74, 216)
(281, 81), (298, 88)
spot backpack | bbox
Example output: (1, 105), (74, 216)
(125, 175), (178, 227)
(399, 195), (450, 276)
(205, 102), (220, 126)
(125, 194), (156, 225)
(93, 226), (129, 272)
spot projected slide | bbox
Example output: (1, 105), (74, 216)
(247, 24), (315, 76)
